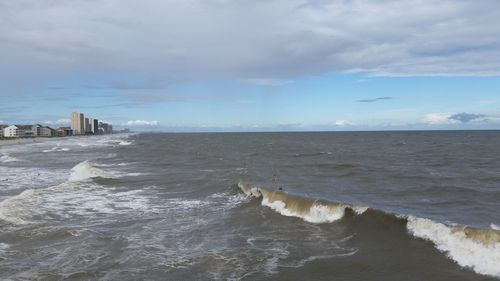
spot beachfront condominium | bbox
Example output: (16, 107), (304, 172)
(71, 112), (84, 135)
(84, 118), (91, 134)
(89, 118), (99, 134)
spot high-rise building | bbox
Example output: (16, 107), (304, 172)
(98, 122), (113, 134)
(70, 112), (84, 135)
(84, 118), (91, 134)
(89, 118), (99, 134)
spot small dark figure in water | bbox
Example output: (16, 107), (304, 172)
(279, 187), (283, 191)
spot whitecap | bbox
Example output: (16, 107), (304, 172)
(0, 166), (68, 192)
(69, 161), (120, 181)
(0, 189), (41, 224)
(0, 242), (9, 250)
(42, 147), (70, 153)
(407, 216), (500, 278)
(261, 198), (346, 223)
(0, 155), (22, 163)
(93, 162), (132, 169)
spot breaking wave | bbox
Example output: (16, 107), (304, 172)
(69, 161), (120, 181)
(238, 182), (367, 223)
(238, 182), (500, 278)
(0, 189), (39, 224)
(0, 154), (23, 163)
(69, 160), (141, 181)
(407, 216), (500, 277)
(42, 146), (71, 153)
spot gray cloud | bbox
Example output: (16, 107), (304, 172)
(357, 97), (394, 103)
(449, 112), (487, 123)
(1, 0), (500, 84)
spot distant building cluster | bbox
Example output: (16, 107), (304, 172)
(0, 112), (118, 138)
(70, 112), (112, 136)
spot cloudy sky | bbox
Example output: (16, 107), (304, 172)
(1, 0), (500, 131)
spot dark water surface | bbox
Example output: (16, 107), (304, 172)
(0, 131), (499, 280)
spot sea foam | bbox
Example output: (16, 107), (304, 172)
(407, 216), (500, 278)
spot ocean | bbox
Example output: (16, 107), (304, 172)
(0, 131), (499, 280)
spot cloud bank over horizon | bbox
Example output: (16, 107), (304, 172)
(126, 120), (160, 126)
(423, 112), (497, 126)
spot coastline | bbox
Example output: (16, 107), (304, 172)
(0, 138), (53, 147)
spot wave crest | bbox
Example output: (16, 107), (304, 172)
(407, 216), (500, 277)
(69, 161), (119, 181)
(238, 182), (367, 224)
(0, 189), (40, 224)
(42, 146), (70, 153)
(238, 182), (500, 278)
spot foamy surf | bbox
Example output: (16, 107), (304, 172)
(407, 216), (500, 278)
(238, 182), (500, 278)
(0, 180), (160, 225)
(0, 189), (41, 224)
(0, 179), (86, 225)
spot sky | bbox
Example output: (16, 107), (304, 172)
(1, 0), (500, 131)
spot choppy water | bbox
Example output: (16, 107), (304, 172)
(0, 131), (499, 280)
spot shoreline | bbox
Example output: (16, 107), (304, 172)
(0, 133), (127, 148)
(0, 138), (53, 147)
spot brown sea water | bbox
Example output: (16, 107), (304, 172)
(0, 131), (499, 280)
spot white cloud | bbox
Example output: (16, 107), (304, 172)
(44, 119), (70, 125)
(422, 112), (494, 125)
(126, 120), (159, 126)
(423, 113), (458, 125)
(335, 120), (352, 126)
